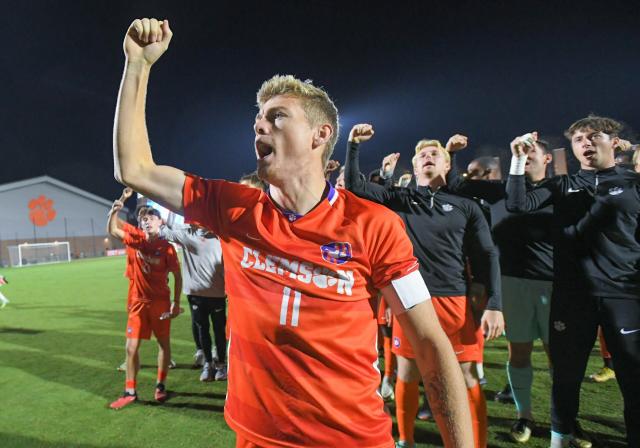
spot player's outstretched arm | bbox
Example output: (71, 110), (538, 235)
(107, 200), (126, 241)
(114, 18), (185, 213)
(383, 288), (473, 447)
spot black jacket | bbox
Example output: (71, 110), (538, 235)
(447, 154), (554, 281)
(506, 166), (640, 299)
(345, 141), (501, 310)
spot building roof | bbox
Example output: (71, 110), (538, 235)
(0, 175), (127, 210)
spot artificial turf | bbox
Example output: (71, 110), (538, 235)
(0, 257), (625, 447)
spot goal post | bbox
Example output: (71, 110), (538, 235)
(8, 241), (71, 267)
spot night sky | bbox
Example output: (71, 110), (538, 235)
(3, 0), (640, 203)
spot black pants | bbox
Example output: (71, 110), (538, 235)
(550, 290), (640, 446)
(188, 295), (227, 364)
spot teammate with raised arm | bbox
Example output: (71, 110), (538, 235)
(107, 200), (182, 409)
(505, 117), (640, 447)
(445, 135), (555, 443)
(344, 124), (504, 448)
(113, 18), (472, 447)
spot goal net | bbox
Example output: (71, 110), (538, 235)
(8, 242), (71, 267)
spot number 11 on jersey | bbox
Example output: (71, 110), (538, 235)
(280, 286), (302, 327)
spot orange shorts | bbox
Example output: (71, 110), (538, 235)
(126, 300), (171, 340)
(392, 296), (482, 363)
(377, 296), (392, 326)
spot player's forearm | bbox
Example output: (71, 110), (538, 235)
(113, 60), (156, 188)
(173, 274), (182, 303)
(416, 334), (473, 447)
(107, 210), (124, 240)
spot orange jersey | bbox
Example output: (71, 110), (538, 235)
(123, 230), (180, 303)
(183, 175), (421, 448)
(121, 222), (144, 279)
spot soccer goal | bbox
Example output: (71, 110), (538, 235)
(8, 241), (71, 267)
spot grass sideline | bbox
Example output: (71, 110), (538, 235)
(0, 256), (626, 447)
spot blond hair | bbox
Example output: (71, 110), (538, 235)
(414, 139), (450, 163)
(257, 75), (339, 168)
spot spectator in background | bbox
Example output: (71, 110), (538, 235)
(467, 156), (502, 181)
(159, 222), (227, 382)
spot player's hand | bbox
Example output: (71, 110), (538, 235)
(445, 134), (468, 153)
(124, 18), (173, 65)
(349, 124), (374, 144)
(381, 153), (400, 176)
(481, 310), (504, 341)
(119, 187), (133, 202)
(615, 139), (633, 152)
(110, 199), (124, 215)
(170, 302), (182, 317)
(325, 159), (341, 174)
(510, 131), (538, 157)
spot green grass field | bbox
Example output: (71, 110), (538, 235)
(0, 257), (626, 447)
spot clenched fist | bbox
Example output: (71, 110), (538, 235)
(510, 131), (538, 157)
(124, 18), (173, 65)
(381, 153), (400, 176)
(349, 124), (375, 144)
(446, 134), (468, 153)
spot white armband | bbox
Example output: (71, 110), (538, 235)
(509, 154), (527, 176)
(386, 270), (431, 315)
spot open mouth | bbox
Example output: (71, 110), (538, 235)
(255, 140), (274, 160)
(583, 149), (596, 159)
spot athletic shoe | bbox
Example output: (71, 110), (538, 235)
(193, 349), (205, 368)
(395, 441), (415, 448)
(380, 376), (394, 401)
(494, 383), (515, 404)
(117, 361), (127, 372)
(510, 418), (533, 443)
(109, 392), (137, 409)
(169, 359), (177, 369)
(200, 363), (214, 382)
(155, 383), (168, 402)
(214, 364), (228, 381)
(589, 366), (615, 383)
(478, 376), (488, 386)
(571, 421), (592, 448)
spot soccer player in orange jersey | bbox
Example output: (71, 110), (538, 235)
(112, 18), (473, 446)
(107, 200), (182, 409)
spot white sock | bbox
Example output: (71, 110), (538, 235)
(476, 362), (484, 379)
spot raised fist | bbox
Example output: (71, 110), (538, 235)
(510, 131), (538, 157)
(124, 18), (173, 65)
(110, 200), (124, 214)
(325, 159), (341, 174)
(349, 124), (375, 144)
(381, 153), (400, 176)
(119, 187), (133, 202)
(446, 134), (468, 153)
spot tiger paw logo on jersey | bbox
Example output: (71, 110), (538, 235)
(28, 195), (57, 227)
(320, 242), (352, 265)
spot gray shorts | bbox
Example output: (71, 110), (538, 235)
(502, 276), (552, 344)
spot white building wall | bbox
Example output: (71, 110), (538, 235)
(0, 180), (116, 241)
